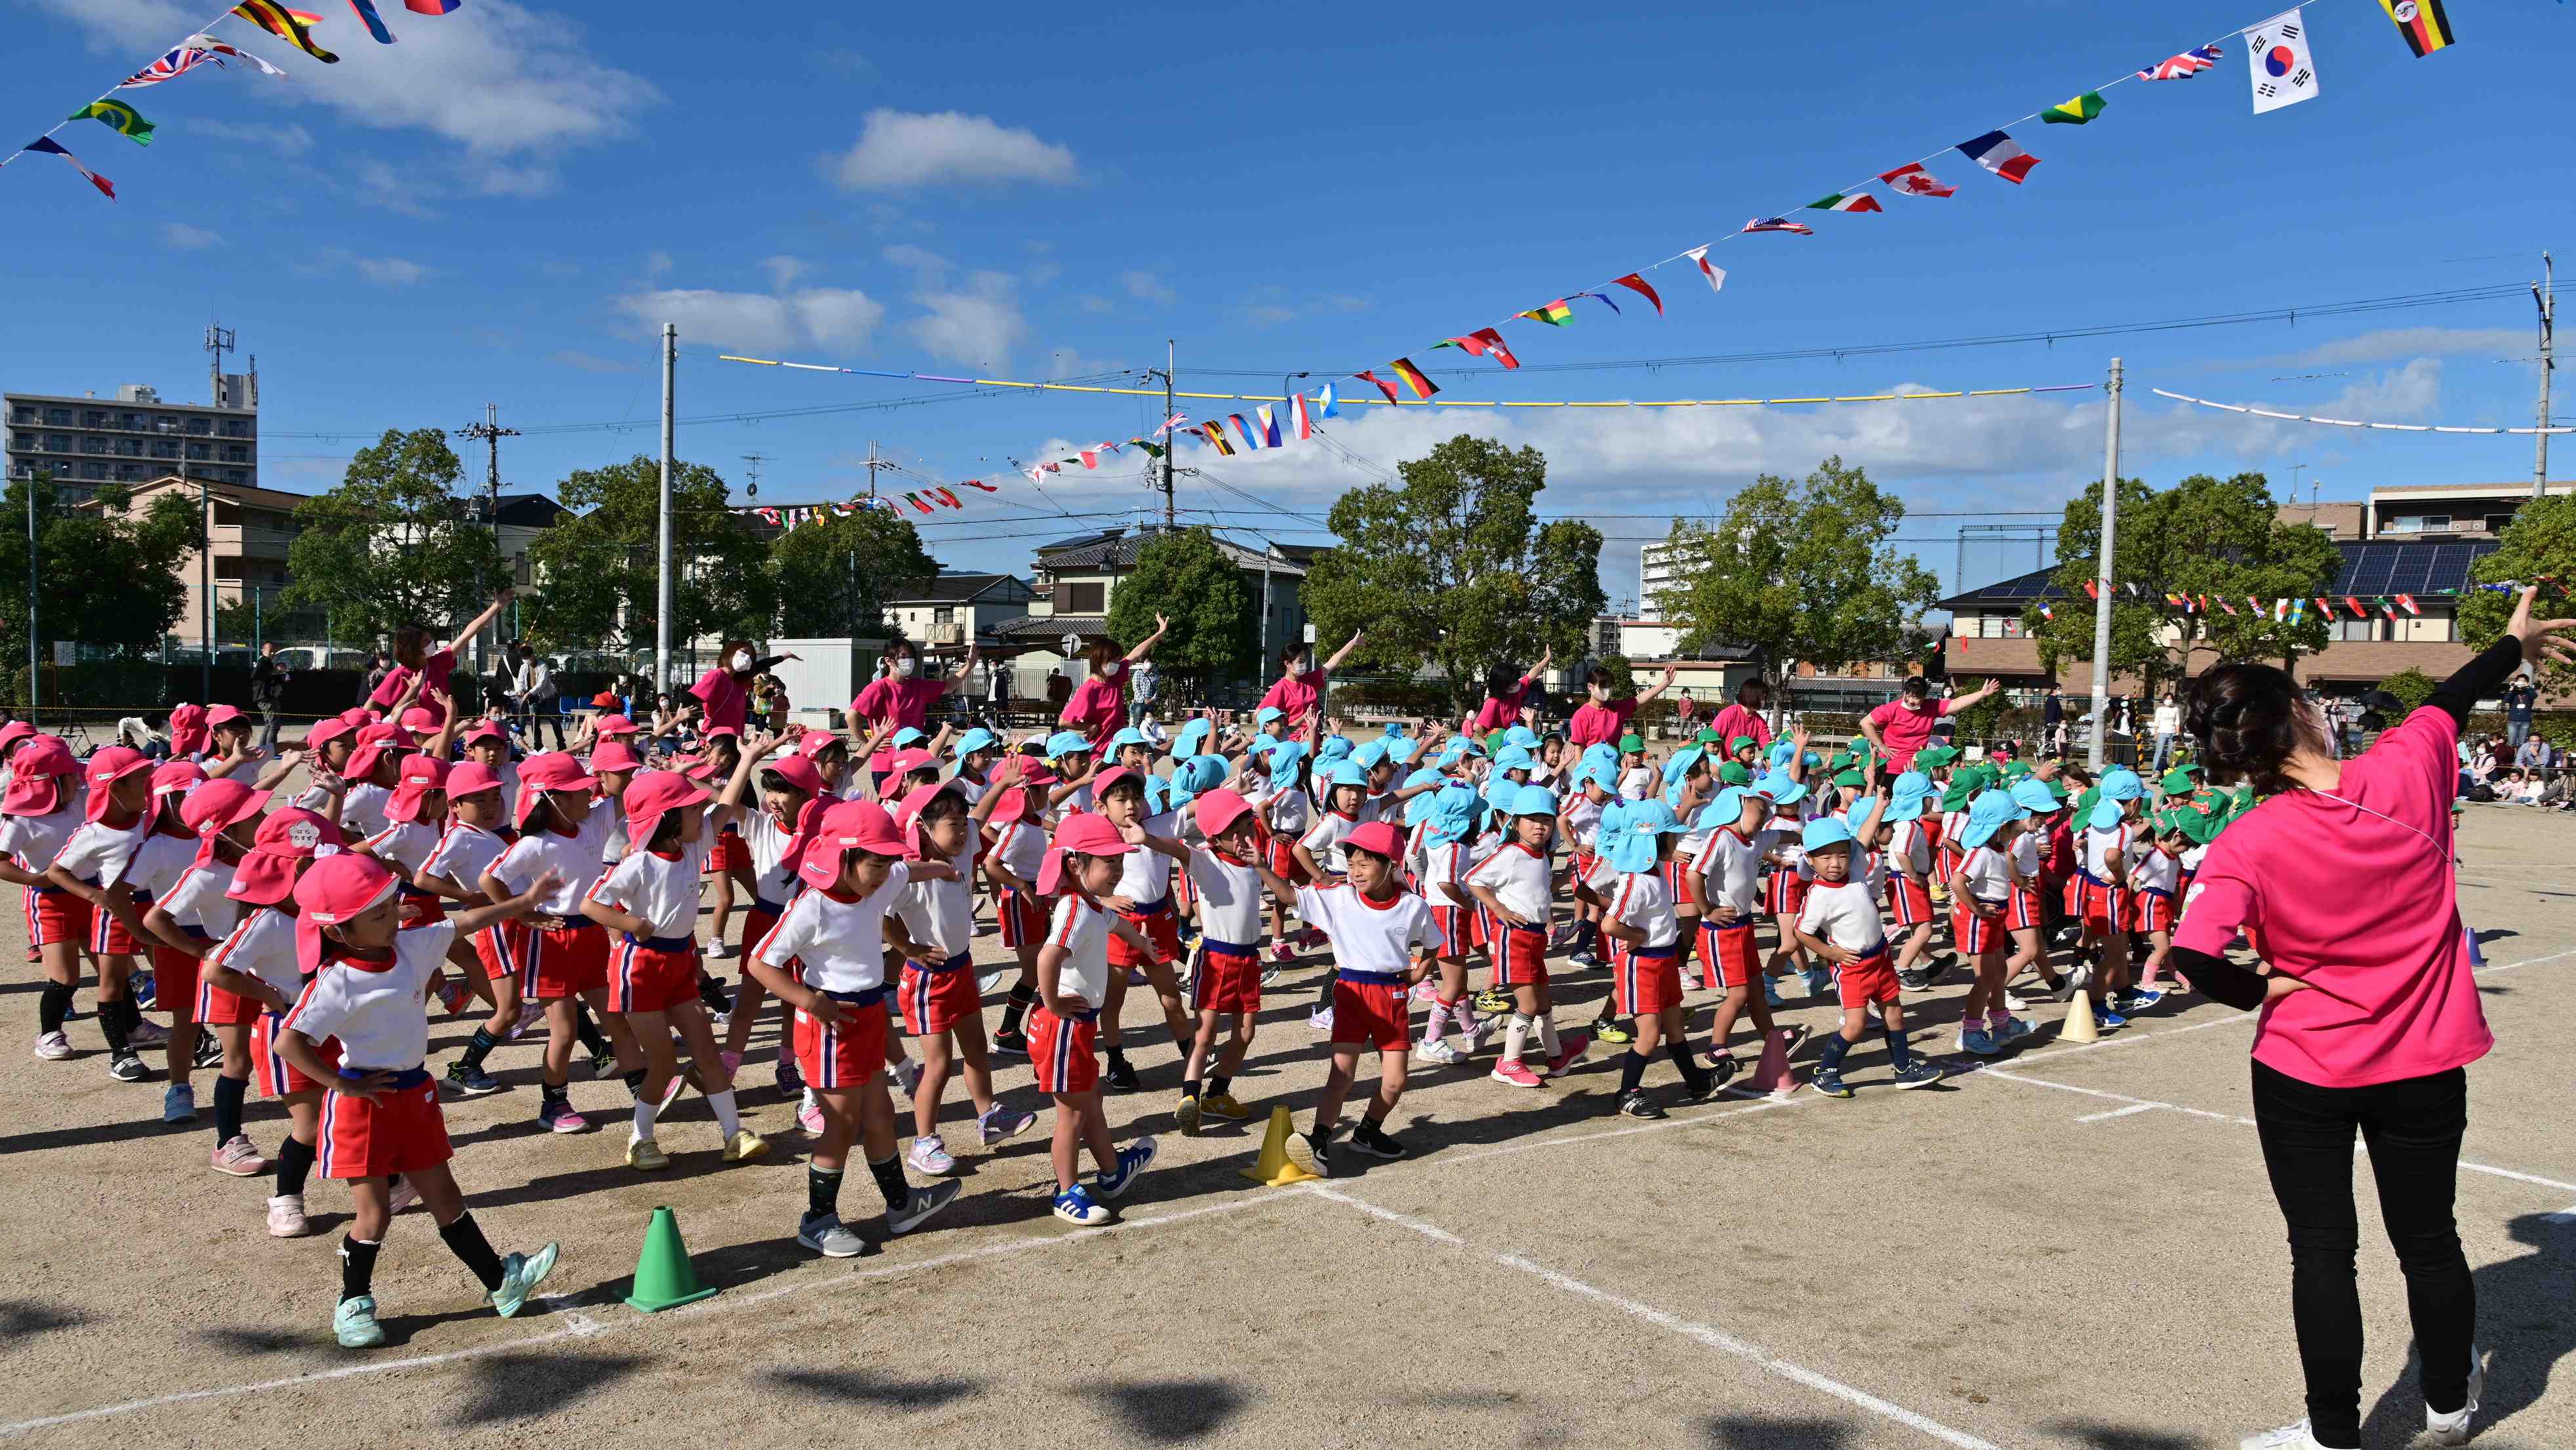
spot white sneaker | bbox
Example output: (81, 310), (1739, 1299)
(266, 1194), (310, 1238)
(1308, 1006), (1335, 1034)
(2003, 990), (2030, 1011)
(32, 1031), (71, 1061)
(2425, 1344), (2484, 1447)
(889, 1057), (921, 1095)
(2238, 1419), (2346, 1450)
(1413, 1037), (1460, 1066)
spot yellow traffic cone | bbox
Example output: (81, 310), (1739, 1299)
(2061, 989), (2100, 1045)
(1746, 1028), (1800, 1098)
(1240, 1105), (1322, 1185)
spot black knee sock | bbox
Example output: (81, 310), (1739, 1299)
(573, 1005), (609, 1057)
(212, 1074), (247, 1143)
(437, 1211), (506, 1291)
(622, 1068), (648, 1102)
(37, 980), (73, 1035)
(275, 1135), (315, 1197)
(338, 1234), (380, 1304)
(98, 996), (132, 1053)
(807, 1165), (843, 1219)
(999, 984), (1034, 1036)
(1618, 1049), (1649, 1095)
(459, 1027), (498, 1072)
(1883, 1026), (1912, 1071)
(1670, 1037), (1712, 1094)
(866, 1152), (910, 1211)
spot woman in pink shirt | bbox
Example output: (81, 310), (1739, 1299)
(1257, 630), (1363, 736)
(1567, 661), (1677, 750)
(2173, 586), (2573, 1450)
(1861, 675), (1998, 771)
(849, 638), (978, 784)
(1056, 614), (1170, 747)
(1706, 679), (1774, 754)
(687, 639), (799, 736)
(369, 589), (513, 732)
(1473, 646), (1552, 734)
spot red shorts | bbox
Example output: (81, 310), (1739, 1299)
(2129, 887), (2177, 935)
(1329, 973), (1410, 1051)
(996, 888), (1047, 951)
(1028, 1005), (1098, 1094)
(1571, 851), (1601, 893)
(1108, 902), (1179, 968)
(473, 919), (535, 984)
(23, 888), (91, 949)
(899, 952), (980, 1035)
(151, 944), (201, 1018)
(195, 940), (258, 1026)
(1887, 876), (1935, 927)
(794, 989), (890, 1090)
(1190, 942), (1262, 1015)
(521, 921), (609, 1000)
(90, 889), (144, 956)
(2072, 876), (2126, 931)
(253, 1005), (341, 1097)
(397, 885), (447, 928)
(1487, 920), (1548, 987)
(1935, 843), (1965, 884)
(1921, 816), (1946, 853)
(2007, 887), (2047, 932)
(1613, 945), (1684, 1017)
(739, 901), (784, 960)
(1953, 901), (2003, 957)
(704, 828), (747, 874)
(1763, 872), (1808, 918)
(1833, 948), (1901, 1009)
(319, 1072), (451, 1180)
(1702, 917), (1761, 990)
(608, 936), (699, 1014)
(1428, 902), (1479, 956)
(1265, 837), (1308, 885)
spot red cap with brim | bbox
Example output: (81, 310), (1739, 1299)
(445, 761), (503, 799)
(342, 741), (399, 784)
(291, 853), (400, 975)
(386, 754), (451, 824)
(151, 761), (206, 800)
(303, 718), (355, 754)
(760, 754), (823, 797)
(338, 708), (374, 727)
(205, 704), (247, 729)
(1036, 812), (1135, 896)
(182, 778), (270, 870)
(1346, 820), (1405, 863)
(795, 799), (907, 891)
(515, 752), (599, 828)
(459, 719), (509, 748)
(1192, 786), (1254, 840)
(622, 769), (712, 845)
(592, 714), (639, 737)
(797, 729), (843, 757)
(82, 746), (153, 823)
(588, 740), (643, 775)
(890, 748), (936, 778)
(1, 736), (75, 815)
(226, 807), (345, 906)
(0, 721), (34, 757)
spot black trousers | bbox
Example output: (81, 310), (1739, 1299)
(2251, 1058), (2475, 1447)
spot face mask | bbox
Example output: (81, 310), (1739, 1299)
(893, 658), (917, 680)
(730, 651), (753, 672)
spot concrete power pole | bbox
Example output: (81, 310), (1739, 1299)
(455, 403), (519, 672)
(1163, 340), (1177, 529)
(2536, 252), (2556, 499)
(2087, 357), (2123, 771)
(656, 324), (676, 695)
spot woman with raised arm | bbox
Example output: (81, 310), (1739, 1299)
(1257, 629), (1361, 736)
(369, 590), (513, 732)
(2181, 585), (2573, 1450)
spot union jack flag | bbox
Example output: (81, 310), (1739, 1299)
(2139, 45), (2222, 81)
(122, 42), (220, 87)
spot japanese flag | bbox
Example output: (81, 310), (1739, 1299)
(2244, 7), (2320, 114)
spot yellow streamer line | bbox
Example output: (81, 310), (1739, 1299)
(717, 355), (2078, 410)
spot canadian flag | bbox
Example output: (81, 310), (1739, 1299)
(2396, 593), (2421, 615)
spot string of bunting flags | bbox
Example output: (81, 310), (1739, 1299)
(2074, 578), (2552, 622)
(2151, 386), (2576, 435)
(2, 1), (464, 200)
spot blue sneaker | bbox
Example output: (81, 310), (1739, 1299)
(332, 1295), (386, 1349)
(1093, 1135), (1159, 1200)
(444, 1061), (502, 1096)
(489, 1242), (560, 1318)
(1802, 967), (1834, 999)
(1812, 1070), (1854, 1098)
(1891, 1060), (1945, 1089)
(2114, 989), (2163, 1013)
(775, 1058), (805, 1095)
(1761, 977), (1785, 1007)
(161, 1083), (197, 1123)
(2097, 1008), (2129, 1031)
(1053, 1183), (1112, 1226)
(1958, 1028), (1999, 1058)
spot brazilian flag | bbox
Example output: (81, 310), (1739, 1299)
(69, 100), (153, 146)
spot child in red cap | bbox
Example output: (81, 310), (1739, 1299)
(1015, 813), (1159, 1226)
(483, 752), (641, 1134)
(44, 745), (161, 1083)
(1085, 767), (1192, 1092)
(1173, 786), (1299, 1137)
(122, 762), (212, 1116)
(0, 738), (99, 1061)
(713, 731), (822, 1090)
(887, 765), (1034, 1175)
(1285, 818), (1441, 1173)
(358, 754), (483, 1013)
(273, 852), (561, 1349)
(424, 761), (527, 1097)
(743, 799), (965, 1255)
(980, 757), (1054, 1057)
(138, 778), (270, 1173)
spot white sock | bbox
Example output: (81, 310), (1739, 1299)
(1501, 1013), (1531, 1064)
(1535, 1015), (1562, 1056)
(707, 1087), (740, 1138)
(1455, 1000), (1478, 1032)
(1422, 1001), (1448, 1045)
(631, 1100), (657, 1141)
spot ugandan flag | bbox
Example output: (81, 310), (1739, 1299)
(2379, 0), (2455, 56)
(1388, 357), (1438, 400)
(69, 99), (153, 146)
(1199, 421), (1236, 456)
(2042, 91), (2106, 125)
(232, 2), (340, 62)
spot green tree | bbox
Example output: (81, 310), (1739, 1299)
(2381, 666), (2439, 712)
(280, 429), (509, 644)
(0, 475), (196, 668)
(1106, 527), (1254, 684)
(1651, 456), (1941, 680)
(1300, 434), (1604, 710)
(769, 508), (936, 639)
(2459, 493), (2576, 690)
(523, 456), (776, 657)
(2024, 472), (2340, 688)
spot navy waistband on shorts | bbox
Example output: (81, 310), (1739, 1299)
(1200, 938), (1258, 957)
(1701, 916), (1756, 933)
(820, 985), (890, 1008)
(1628, 942), (1680, 960)
(751, 896), (786, 917)
(623, 934), (695, 952)
(1038, 1003), (1099, 1022)
(1119, 896), (1173, 917)
(1336, 968), (1405, 984)
(336, 1066), (433, 1089)
(2133, 885), (2174, 900)
(2074, 868), (2116, 888)
(1843, 943), (1889, 963)
(914, 950), (971, 974)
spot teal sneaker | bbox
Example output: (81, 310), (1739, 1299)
(333, 1295), (386, 1349)
(489, 1241), (560, 1318)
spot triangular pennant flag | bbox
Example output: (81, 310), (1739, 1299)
(1744, 215), (1817, 234)
(2041, 91), (2106, 125)
(2314, 597), (2336, 619)
(24, 138), (113, 199)
(1802, 194), (1882, 214)
(910, 494), (934, 515)
(1078, 448), (1099, 470)
(1611, 273), (1663, 315)
(1354, 371), (1399, 404)
(1230, 414), (1261, 451)
(2396, 593), (2419, 614)
(2083, 579), (2100, 600)
(1388, 358), (1438, 399)
(1956, 129), (2039, 183)
(344, 0), (400, 43)
(231, 2), (340, 62)
(963, 478), (997, 491)
(68, 100), (155, 146)
(1571, 291), (1621, 316)
(935, 487), (961, 508)
(2038, 603), (2054, 620)
(1199, 422), (1236, 456)
(1685, 246), (1726, 294)
(1878, 162), (1956, 197)
(2343, 595), (2364, 616)
(1518, 300), (1574, 326)
(1446, 328), (1519, 369)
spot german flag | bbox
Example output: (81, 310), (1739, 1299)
(232, 2), (339, 62)
(2378, 0), (2454, 57)
(1387, 357), (1439, 401)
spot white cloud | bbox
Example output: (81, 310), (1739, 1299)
(882, 244), (950, 282)
(2223, 327), (2531, 371)
(791, 289), (888, 349)
(35, 0), (657, 186)
(761, 255), (807, 290)
(908, 272), (1026, 367)
(1121, 270), (1177, 306)
(828, 108), (1076, 190)
(355, 256), (430, 287)
(189, 118), (313, 156)
(159, 222), (222, 250)
(617, 285), (885, 354)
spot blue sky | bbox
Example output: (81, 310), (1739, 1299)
(7, 0), (2573, 609)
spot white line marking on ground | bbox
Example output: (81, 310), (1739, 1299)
(2074, 1102), (2159, 1123)
(2546, 1205), (2576, 1224)
(1301, 1185), (2002, 1450)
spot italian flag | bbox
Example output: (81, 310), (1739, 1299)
(1805, 193), (1883, 213)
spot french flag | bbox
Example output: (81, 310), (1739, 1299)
(1956, 130), (2040, 184)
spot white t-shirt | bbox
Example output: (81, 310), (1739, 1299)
(894, 862), (975, 959)
(2009, 830), (2043, 880)
(283, 921), (453, 1071)
(423, 823), (511, 897)
(120, 832), (198, 904)
(1956, 843), (2013, 902)
(1299, 811), (1361, 877)
(490, 809), (620, 917)
(360, 820), (441, 878)
(591, 839), (711, 940)
(161, 861), (242, 939)
(1617, 766), (1654, 802)
(0, 806), (81, 874)
(738, 809), (802, 906)
(1186, 846), (1267, 948)
(209, 906), (300, 999)
(1692, 825), (1767, 917)
(2132, 843), (2181, 895)
(1464, 839), (1552, 925)
(987, 817), (1046, 885)
(1605, 870), (1679, 950)
(2081, 822), (2131, 882)
(1264, 784), (1311, 840)
(1418, 838), (1475, 908)
(54, 816), (151, 891)
(1886, 818), (1931, 878)
(759, 864), (912, 995)
(1116, 813), (1178, 906)
(1562, 792), (1605, 852)
(1296, 883), (1441, 975)
(1044, 893), (1112, 1009)
(1796, 879), (1885, 954)
(340, 782), (392, 842)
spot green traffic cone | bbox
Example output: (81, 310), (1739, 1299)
(624, 1205), (719, 1312)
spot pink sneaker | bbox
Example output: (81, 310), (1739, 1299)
(211, 1135), (267, 1177)
(798, 1100), (826, 1135)
(1270, 942), (1296, 964)
(1547, 1035), (1590, 1075)
(266, 1194), (310, 1238)
(1489, 1060), (1542, 1088)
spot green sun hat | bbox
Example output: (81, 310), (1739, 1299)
(1618, 733), (1644, 754)
(2001, 759), (2034, 782)
(1939, 776), (1977, 813)
(1826, 751), (1853, 773)
(1716, 761), (1752, 786)
(2045, 777), (2072, 801)
(1832, 767), (1866, 788)
(1727, 734), (1756, 755)
(2159, 767), (2198, 795)
(1914, 744), (1960, 770)
(1696, 729), (1723, 746)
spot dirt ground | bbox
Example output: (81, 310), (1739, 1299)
(1, 804), (2570, 1449)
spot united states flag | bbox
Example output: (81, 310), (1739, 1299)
(2139, 45), (2222, 81)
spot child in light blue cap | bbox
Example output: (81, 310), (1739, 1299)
(1948, 788), (2031, 1056)
(2071, 766), (2149, 1030)
(1414, 782), (1491, 1063)
(1595, 799), (1720, 1116)
(1792, 812), (1942, 1097)
(1752, 767), (1826, 1000)
(1564, 744), (1626, 977)
(1462, 784), (1582, 1085)
(1881, 771), (1942, 991)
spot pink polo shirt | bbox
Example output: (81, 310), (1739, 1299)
(849, 675), (948, 771)
(689, 667), (748, 734)
(1474, 674), (1535, 733)
(2173, 706), (2491, 1089)
(1057, 659), (1129, 742)
(1864, 697), (1951, 769)
(1258, 668), (1325, 731)
(1708, 703), (1769, 752)
(1566, 697), (1635, 750)
(369, 648), (458, 729)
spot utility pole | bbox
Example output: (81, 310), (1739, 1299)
(862, 442), (882, 498)
(656, 323), (675, 696)
(24, 475), (37, 728)
(1162, 341), (1177, 529)
(2087, 357), (2123, 772)
(455, 403), (519, 672)
(201, 324), (233, 698)
(2535, 251), (2556, 499)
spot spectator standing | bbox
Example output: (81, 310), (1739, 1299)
(2150, 687), (2183, 773)
(1045, 667), (1072, 717)
(2042, 683), (2066, 755)
(361, 651), (391, 708)
(2502, 671), (2538, 752)
(513, 644), (564, 750)
(1708, 678), (1774, 754)
(1129, 656), (1161, 727)
(249, 641), (289, 755)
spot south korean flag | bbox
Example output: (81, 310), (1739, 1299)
(2244, 7), (2320, 113)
